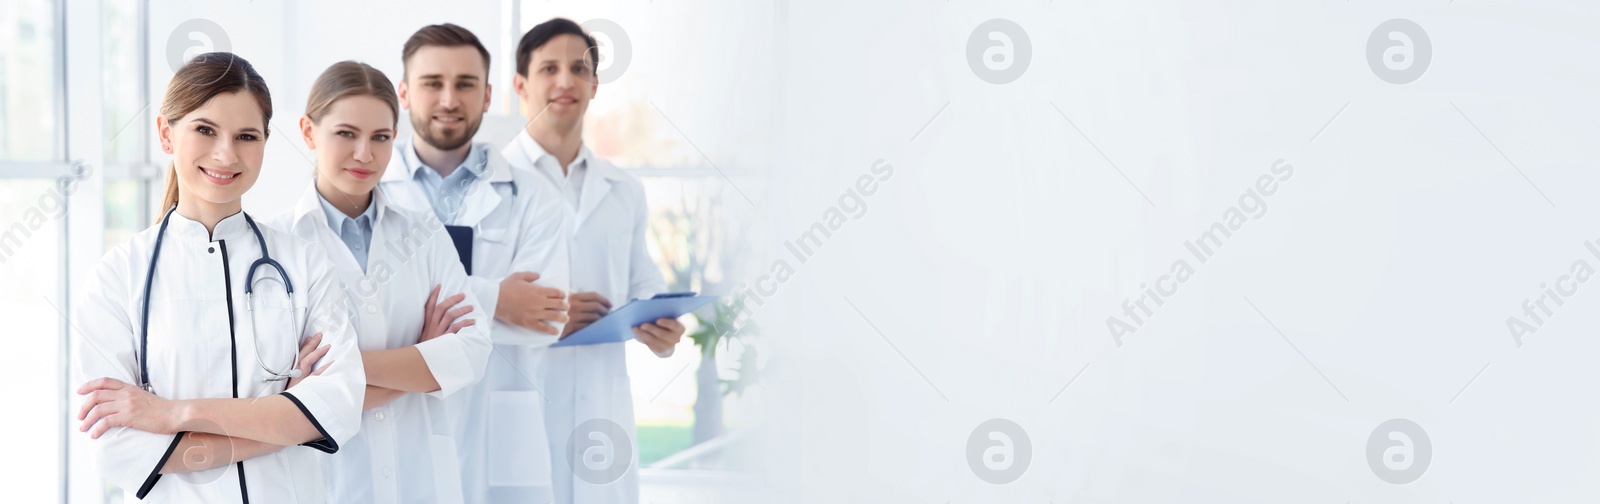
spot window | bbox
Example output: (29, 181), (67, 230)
(0, 1), (65, 502)
(0, 0), (60, 161)
(101, 0), (143, 165)
(0, 181), (66, 502)
(101, 0), (151, 252)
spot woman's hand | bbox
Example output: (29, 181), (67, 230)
(420, 284), (476, 343)
(77, 377), (184, 439)
(286, 332), (332, 389)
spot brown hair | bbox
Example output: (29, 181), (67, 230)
(305, 61), (398, 126)
(401, 23), (491, 79)
(157, 52), (273, 218)
(515, 18), (599, 77)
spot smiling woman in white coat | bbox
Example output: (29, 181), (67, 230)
(267, 61), (493, 504)
(71, 53), (366, 503)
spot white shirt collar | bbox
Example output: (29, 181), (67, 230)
(513, 128), (595, 185)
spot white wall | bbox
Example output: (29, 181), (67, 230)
(758, 0), (1600, 503)
(146, 0), (510, 217)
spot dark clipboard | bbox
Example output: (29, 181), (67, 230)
(551, 292), (718, 347)
(444, 225), (473, 275)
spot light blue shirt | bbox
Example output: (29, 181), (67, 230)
(402, 138), (489, 225)
(316, 190), (376, 271)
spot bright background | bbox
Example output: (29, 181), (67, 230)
(9, 0), (1600, 503)
(3, 0), (767, 501)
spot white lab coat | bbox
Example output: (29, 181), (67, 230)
(379, 140), (571, 504)
(504, 131), (668, 504)
(72, 210), (365, 503)
(267, 184), (492, 504)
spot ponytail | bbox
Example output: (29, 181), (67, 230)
(157, 162), (179, 224)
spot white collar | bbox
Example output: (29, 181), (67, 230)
(161, 207), (254, 242)
(511, 128), (621, 184)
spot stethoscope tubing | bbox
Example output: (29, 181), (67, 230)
(138, 208), (300, 395)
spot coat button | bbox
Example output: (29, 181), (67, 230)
(207, 247), (215, 254)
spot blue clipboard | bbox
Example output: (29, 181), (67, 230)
(551, 292), (718, 347)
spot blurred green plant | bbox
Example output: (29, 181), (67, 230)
(689, 300), (761, 395)
(687, 299), (761, 444)
(643, 178), (766, 446)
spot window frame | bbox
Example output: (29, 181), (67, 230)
(0, 0), (73, 501)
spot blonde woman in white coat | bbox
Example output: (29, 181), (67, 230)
(268, 61), (492, 504)
(72, 52), (365, 503)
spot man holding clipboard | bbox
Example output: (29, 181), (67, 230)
(503, 18), (690, 504)
(551, 293), (716, 348)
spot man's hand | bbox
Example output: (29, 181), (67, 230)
(633, 317), (685, 357)
(496, 272), (569, 334)
(562, 292), (612, 338)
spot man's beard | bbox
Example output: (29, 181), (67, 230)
(411, 111), (482, 151)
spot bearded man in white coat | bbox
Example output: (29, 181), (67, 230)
(378, 23), (573, 504)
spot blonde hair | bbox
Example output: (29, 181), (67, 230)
(305, 61), (398, 126)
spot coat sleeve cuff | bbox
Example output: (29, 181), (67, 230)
(413, 333), (479, 399)
(469, 275), (500, 332)
(279, 392), (338, 454)
(134, 432), (185, 499)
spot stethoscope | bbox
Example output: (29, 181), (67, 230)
(137, 208), (302, 395)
